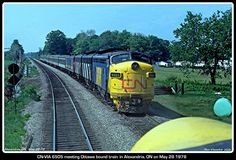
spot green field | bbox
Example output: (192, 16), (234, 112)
(153, 66), (232, 124)
(154, 67), (231, 86)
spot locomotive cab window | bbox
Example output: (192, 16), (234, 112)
(111, 53), (130, 64)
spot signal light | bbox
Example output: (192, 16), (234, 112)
(8, 63), (20, 85)
(131, 62), (139, 70)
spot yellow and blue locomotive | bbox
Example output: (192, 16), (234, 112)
(40, 48), (156, 113)
(107, 50), (156, 113)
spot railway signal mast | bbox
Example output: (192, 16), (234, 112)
(8, 63), (20, 114)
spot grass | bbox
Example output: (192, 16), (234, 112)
(154, 67), (231, 86)
(4, 84), (40, 150)
(4, 112), (30, 150)
(30, 65), (39, 77)
(4, 55), (41, 150)
(153, 66), (232, 124)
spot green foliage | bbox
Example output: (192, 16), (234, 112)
(72, 30), (98, 54)
(43, 30), (68, 55)
(4, 51), (12, 61)
(4, 111), (27, 149)
(22, 85), (40, 101)
(4, 84), (38, 150)
(147, 37), (170, 61)
(9, 39), (24, 64)
(71, 29), (170, 59)
(42, 29), (170, 59)
(30, 66), (39, 77)
(99, 30), (121, 49)
(5, 84), (40, 112)
(170, 9), (232, 84)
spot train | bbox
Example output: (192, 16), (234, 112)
(40, 48), (156, 113)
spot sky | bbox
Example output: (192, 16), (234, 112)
(3, 3), (232, 53)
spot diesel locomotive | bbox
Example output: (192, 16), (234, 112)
(40, 48), (156, 113)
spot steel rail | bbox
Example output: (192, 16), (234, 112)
(36, 61), (57, 151)
(50, 70), (94, 151)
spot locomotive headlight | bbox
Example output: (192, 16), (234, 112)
(131, 62), (140, 71)
(110, 72), (122, 78)
(146, 72), (156, 78)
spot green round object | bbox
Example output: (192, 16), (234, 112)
(213, 98), (231, 117)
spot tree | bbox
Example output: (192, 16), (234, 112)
(10, 39), (24, 64)
(73, 31), (93, 54)
(99, 30), (120, 49)
(117, 30), (132, 49)
(44, 30), (67, 55)
(65, 38), (75, 55)
(201, 10), (232, 84)
(173, 11), (203, 64)
(171, 10), (232, 84)
(169, 41), (185, 61)
(127, 33), (149, 52)
(147, 36), (170, 61)
(48, 29), (171, 59)
(88, 35), (99, 51)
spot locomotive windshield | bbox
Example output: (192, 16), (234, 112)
(111, 53), (131, 64)
(111, 52), (152, 64)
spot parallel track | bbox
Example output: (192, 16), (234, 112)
(33, 59), (100, 151)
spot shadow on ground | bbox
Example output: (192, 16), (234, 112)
(148, 101), (183, 119)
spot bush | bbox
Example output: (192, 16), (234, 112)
(22, 85), (40, 101)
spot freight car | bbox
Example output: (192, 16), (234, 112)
(40, 48), (156, 113)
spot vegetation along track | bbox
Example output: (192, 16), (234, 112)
(32, 59), (101, 151)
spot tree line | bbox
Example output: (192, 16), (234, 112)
(42, 29), (170, 61)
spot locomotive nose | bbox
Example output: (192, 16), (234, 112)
(131, 62), (140, 71)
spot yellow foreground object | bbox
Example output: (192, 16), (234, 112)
(131, 117), (231, 151)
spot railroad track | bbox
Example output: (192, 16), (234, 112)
(32, 59), (101, 151)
